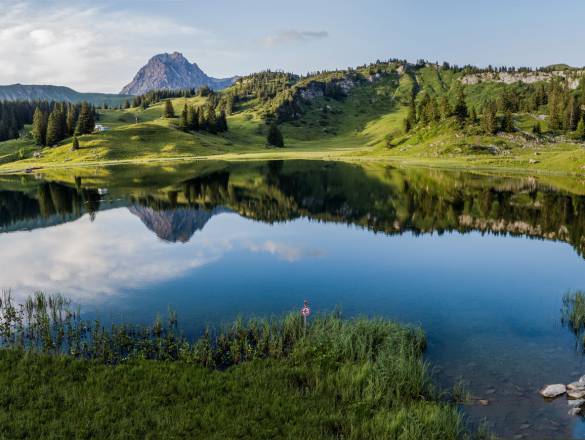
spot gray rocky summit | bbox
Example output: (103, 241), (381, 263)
(120, 52), (236, 95)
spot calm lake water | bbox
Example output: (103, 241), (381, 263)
(2, 160), (585, 438)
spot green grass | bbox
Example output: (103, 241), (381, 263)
(0, 291), (470, 439)
(562, 291), (585, 338)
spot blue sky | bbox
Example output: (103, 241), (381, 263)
(1, 0), (584, 92)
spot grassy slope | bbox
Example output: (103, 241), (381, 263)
(1, 67), (585, 176)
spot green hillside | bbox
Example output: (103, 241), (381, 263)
(2, 60), (585, 175)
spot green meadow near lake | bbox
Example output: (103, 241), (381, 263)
(3, 60), (585, 176)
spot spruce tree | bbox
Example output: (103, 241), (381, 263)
(46, 108), (64, 146)
(164, 100), (175, 118)
(481, 102), (498, 135)
(71, 135), (80, 151)
(31, 107), (47, 146)
(575, 117), (585, 140)
(189, 107), (200, 131)
(206, 107), (217, 134)
(218, 110), (228, 132)
(501, 110), (514, 132)
(453, 90), (468, 125)
(76, 102), (95, 135)
(267, 123), (284, 147)
(439, 96), (451, 120)
(66, 105), (76, 136)
(532, 121), (542, 136)
(180, 104), (189, 131)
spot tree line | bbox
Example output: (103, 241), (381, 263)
(31, 102), (96, 147)
(0, 101), (49, 142)
(173, 101), (228, 134)
(403, 76), (585, 139)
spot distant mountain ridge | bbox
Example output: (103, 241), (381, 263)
(0, 84), (130, 106)
(120, 52), (236, 95)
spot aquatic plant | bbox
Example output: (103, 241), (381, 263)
(562, 291), (585, 342)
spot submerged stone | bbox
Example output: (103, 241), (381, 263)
(569, 408), (582, 417)
(539, 384), (566, 398)
(568, 399), (585, 408)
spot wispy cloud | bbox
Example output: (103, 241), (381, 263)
(261, 30), (329, 47)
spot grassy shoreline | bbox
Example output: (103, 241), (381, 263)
(1, 150), (584, 180)
(0, 293), (471, 439)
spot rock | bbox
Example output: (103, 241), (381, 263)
(528, 159), (540, 164)
(568, 389), (585, 399)
(569, 408), (582, 417)
(478, 399), (489, 406)
(566, 381), (585, 391)
(539, 384), (566, 398)
(568, 399), (585, 408)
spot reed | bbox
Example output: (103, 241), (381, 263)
(562, 291), (585, 339)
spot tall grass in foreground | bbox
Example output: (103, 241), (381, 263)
(0, 291), (480, 439)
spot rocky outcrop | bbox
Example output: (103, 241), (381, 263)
(274, 74), (366, 123)
(120, 52), (236, 95)
(460, 70), (585, 89)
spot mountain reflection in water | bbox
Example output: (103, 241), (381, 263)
(1, 161), (584, 254)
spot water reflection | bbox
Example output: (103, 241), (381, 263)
(1, 161), (585, 255)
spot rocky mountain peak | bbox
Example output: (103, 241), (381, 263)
(119, 52), (236, 95)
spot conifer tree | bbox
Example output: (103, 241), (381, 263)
(164, 100), (175, 118)
(46, 108), (64, 146)
(66, 105), (76, 136)
(575, 117), (585, 140)
(501, 110), (514, 132)
(267, 123), (284, 147)
(439, 96), (451, 120)
(71, 135), (79, 151)
(481, 102), (498, 135)
(218, 110), (228, 132)
(453, 90), (468, 125)
(180, 104), (189, 131)
(31, 107), (47, 146)
(532, 121), (542, 136)
(76, 102), (95, 135)
(189, 107), (200, 131)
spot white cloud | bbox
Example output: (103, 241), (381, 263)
(0, 1), (207, 92)
(261, 30), (329, 47)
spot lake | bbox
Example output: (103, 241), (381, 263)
(1, 160), (585, 438)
